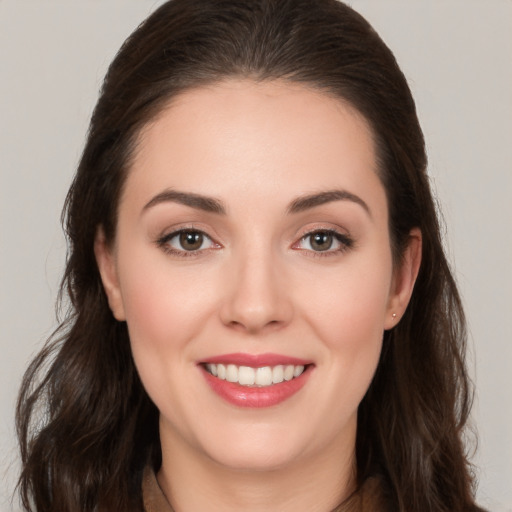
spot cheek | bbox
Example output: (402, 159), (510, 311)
(297, 252), (392, 400)
(312, 280), (386, 382)
(120, 255), (211, 338)
(116, 254), (219, 387)
(301, 257), (393, 344)
(117, 257), (222, 429)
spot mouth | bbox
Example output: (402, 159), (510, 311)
(203, 363), (306, 387)
(199, 353), (314, 408)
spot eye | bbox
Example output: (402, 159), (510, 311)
(294, 229), (353, 254)
(158, 229), (219, 255)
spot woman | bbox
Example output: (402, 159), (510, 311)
(16, 0), (486, 510)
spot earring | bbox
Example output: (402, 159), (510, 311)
(392, 313), (397, 319)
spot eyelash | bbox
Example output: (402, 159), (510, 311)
(293, 229), (354, 258)
(156, 227), (219, 257)
(156, 228), (354, 258)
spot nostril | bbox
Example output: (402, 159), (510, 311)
(224, 317), (286, 335)
(218, 273), (294, 333)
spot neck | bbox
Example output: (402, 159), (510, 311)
(157, 419), (357, 512)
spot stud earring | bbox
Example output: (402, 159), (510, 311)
(392, 313), (397, 319)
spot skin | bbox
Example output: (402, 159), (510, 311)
(95, 80), (421, 512)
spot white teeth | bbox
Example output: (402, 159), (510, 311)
(255, 366), (272, 386)
(238, 366), (255, 385)
(293, 365), (304, 377)
(284, 365), (294, 381)
(272, 365), (284, 384)
(205, 363), (306, 387)
(226, 364), (238, 383)
(206, 363), (218, 377)
(217, 364), (226, 379)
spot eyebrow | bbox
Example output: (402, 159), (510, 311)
(286, 189), (371, 217)
(142, 188), (371, 217)
(142, 189), (226, 215)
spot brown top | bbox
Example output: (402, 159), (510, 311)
(142, 466), (386, 512)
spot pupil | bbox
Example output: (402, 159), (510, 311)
(311, 232), (332, 251)
(180, 231), (203, 250)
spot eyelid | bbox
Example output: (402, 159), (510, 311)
(154, 223), (353, 258)
(291, 227), (354, 255)
(156, 226), (222, 257)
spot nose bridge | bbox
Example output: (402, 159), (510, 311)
(220, 241), (292, 333)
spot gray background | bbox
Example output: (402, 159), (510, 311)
(1, 1), (511, 510)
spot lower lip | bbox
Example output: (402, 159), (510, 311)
(201, 366), (312, 408)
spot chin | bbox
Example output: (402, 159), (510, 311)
(198, 425), (309, 472)
(208, 445), (302, 473)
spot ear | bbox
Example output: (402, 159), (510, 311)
(94, 227), (126, 321)
(384, 228), (422, 330)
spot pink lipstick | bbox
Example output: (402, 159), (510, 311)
(199, 353), (313, 408)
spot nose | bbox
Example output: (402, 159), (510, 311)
(219, 249), (293, 334)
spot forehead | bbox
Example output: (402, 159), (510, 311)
(123, 79), (384, 214)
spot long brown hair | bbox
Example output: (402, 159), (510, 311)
(17, 1), (484, 510)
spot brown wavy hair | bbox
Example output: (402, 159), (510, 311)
(16, 1), (485, 510)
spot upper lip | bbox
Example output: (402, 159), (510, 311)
(199, 352), (312, 367)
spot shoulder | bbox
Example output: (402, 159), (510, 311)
(142, 466), (174, 512)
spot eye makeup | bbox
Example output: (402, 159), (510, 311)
(292, 228), (354, 257)
(155, 224), (355, 260)
(156, 226), (222, 258)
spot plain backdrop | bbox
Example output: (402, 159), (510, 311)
(1, 1), (511, 511)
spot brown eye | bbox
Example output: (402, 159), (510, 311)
(309, 232), (334, 251)
(178, 231), (204, 251)
(159, 229), (217, 255)
(293, 229), (353, 255)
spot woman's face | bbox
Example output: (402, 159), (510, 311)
(96, 80), (419, 473)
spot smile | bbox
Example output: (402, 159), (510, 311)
(200, 354), (313, 408)
(204, 363), (306, 387)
